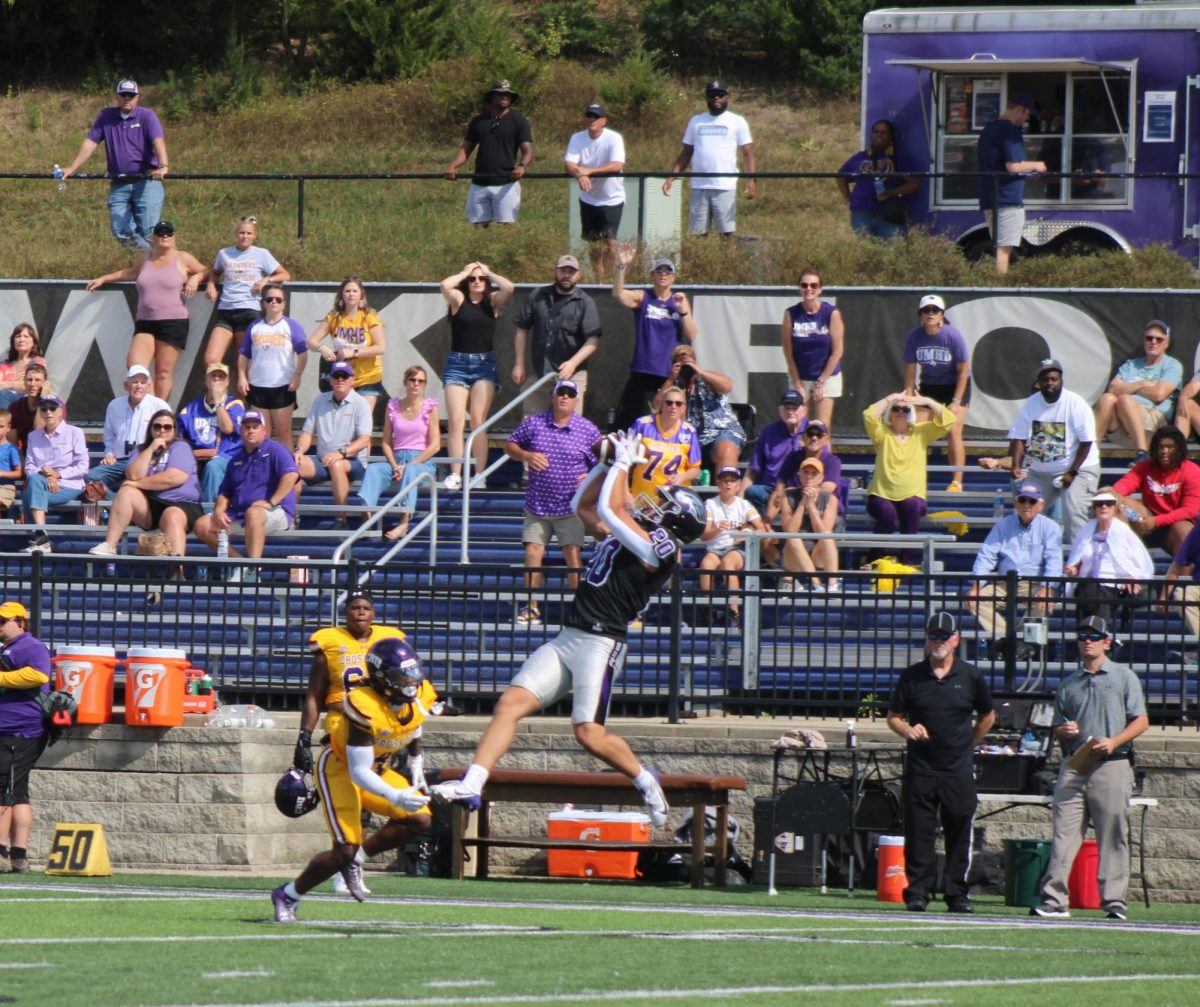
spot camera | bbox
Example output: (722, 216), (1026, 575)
(678, 363), (696, 383)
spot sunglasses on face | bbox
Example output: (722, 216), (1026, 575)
(469, 275), (488, 283)
(263, 295), (284, 304)
(151, 423), (174, 431)
(37, 403), (59, 412)
(329, 373), (353, 381)
(653, 267), (675, 275)
(1094, 501), (1116, 508)
(1077, 631), (1107, 642)
(890, 405), (909, 413)
(927, 631), (952, 641)
(799, 282), (820, 290)
(804, 430), (824, 439)
(663, 400), (686, 407)
(1016, 496), (1038, 504)
(920, 307), (943, 314)
(406, 376), (427, 384)
(554, 390), (578, 398)
(1145, 335), (1167, 343)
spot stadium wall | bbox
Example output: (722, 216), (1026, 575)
(26, 719), (1200, 900)
(6, 281), (1200, 436)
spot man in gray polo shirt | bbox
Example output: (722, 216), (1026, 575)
(294, 361), (373, 529)
(1031, 615), (1149, 921)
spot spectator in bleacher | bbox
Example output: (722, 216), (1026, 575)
(513, 254), (602, 416)
(700, 466), (767, 624)
(20, 397), (87, 554)
(741, 389), (807, 514)
(966, 481), (1062, 660)
(0, 411), (19, 518)
(863, 392), (955, 564)
(1064, 490), (1155, 643)
(8, 363), (55, 454)
(656, 344), (744, 475)
(359, 365), (441, 542)
(779, 458), (840, 593)
(1106, 425), (1200, 556)
(628, 385), (702, 503)
(781, 268), (844, 430)
(294, 361), (372, 530)
(307, 278), (387, 416)
(193, 410), (299, 575)
(610, 248), (696, 431)
(0, 324), (48, 409)
(86, 364), (171, 497)
(903, 294), (970, 492)
(85, 220), (208, 401)
(238, 282), (308, 450)
(1008, 358), (1100, 545)
(203, 216), (291, 368)
(88, 408), (203, 560)
(768, 422), (845, 570)
(505, 379), (601, 626)
(0, 599), (53, 875)
(836, 118), (919, 239)
(438, 262), (515, 492)
(177, 362), (246, 505)
(1092, 320), (1182, 463)
(1172, 363), (1200, 445)
(1159, 522), (1200, 652)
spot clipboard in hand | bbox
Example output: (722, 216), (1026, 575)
(1067, 737), (1105, 773)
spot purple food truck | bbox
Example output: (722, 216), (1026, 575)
(862, 4), (1200, 261)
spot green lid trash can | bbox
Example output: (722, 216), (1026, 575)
(1003, 839), (1051, 907)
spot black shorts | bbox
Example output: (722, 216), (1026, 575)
(213, 308), (260, 333)
(248, 385), (297, 410)
(580, 201), (623, 240)
(136, 318), (190, 350)
(0, 733), (42, 805)
(919, 379), (972, 407)
(146, 493), (205, 532)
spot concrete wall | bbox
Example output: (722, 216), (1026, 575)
(27, 717), (1200, 901)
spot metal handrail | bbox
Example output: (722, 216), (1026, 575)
(460, 372), (558, 563)
(332, 468), (438, 565)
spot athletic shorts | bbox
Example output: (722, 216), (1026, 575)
(247, 385), (297, 410)
(919, 380), (972, 408)
(313, 746), (428, 846)
(0, 733), (42, 805)
(522, 511), (586, 548)
(511, 626), (628, 726)
(136, 318), (189, 350)
(688, 188), (737, 235)
(799, 372), (844, 400)
(580, 201), (623, 240)
(986, 206), (1025, 248)
(145, 493), (205, 532)
(228, 506), (292, 537)
(214, 308), (260, 333)
(466, 182), (521, 225)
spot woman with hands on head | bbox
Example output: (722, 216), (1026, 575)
(86, 219), (208, 402)
(438, 261), (514, 491)
(238, 283), (308, 450)
(307, 277), (387, 415)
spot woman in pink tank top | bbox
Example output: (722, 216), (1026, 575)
(86, 219), (208, 401)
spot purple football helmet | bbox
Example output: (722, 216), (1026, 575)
(274, 768), (319, 818)
(365, 638), (425, 704)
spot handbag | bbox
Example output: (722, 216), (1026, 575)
(135, 531), (176, 557)
(82, 481), (108, 503)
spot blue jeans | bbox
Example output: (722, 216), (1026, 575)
(358, 450), (436, 512)
(745, 483), (773, 515)
(850, 209), (906, 239)
(107, 179), (165, 250)
(22, 474), (83, 521)
(86, 461), (129, 496)
(200, 456), (230, 505)
(0, 390), (20, 409)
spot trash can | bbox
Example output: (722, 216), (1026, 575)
(1003, 838), (1051, 907)
(1068, 839), (1101, 909)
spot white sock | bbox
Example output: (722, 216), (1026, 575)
(354, 847), (367, 865)
(283, 881), (300, 900)
(633, 768), (656, 796)
(462, 764), (489, 794)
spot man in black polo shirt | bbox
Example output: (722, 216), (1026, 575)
(887, 611), (995, 913)
(444, 79), (534, 228)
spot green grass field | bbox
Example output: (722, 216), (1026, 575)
(4, 872), (1200, 1006)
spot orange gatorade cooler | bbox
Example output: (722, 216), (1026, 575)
(124, 647), (189, 727)
(53, 646), (119, 724)
(1068, 838), (1101, 909)
(547, 811), (650, 879)
(877, 835), (907, 902)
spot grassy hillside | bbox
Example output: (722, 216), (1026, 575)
(2, 64), (1197, 288)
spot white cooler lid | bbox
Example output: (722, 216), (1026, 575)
(54, 646), (118, 657)
(126, 647), (188, 659)
(547, 811), (651, 823)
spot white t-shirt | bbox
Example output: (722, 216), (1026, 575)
(564, 128), (626, 207)
(1007, 389), (1100, 475)
(240, 316), (309, 389)
(212, 246), (281, 311)
(704, 496), (760, 554)
(681, 111), (752, 191)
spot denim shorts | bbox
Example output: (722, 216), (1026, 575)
(443, 351), (499, 389)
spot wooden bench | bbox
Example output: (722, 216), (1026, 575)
(434, 767), (747, 888)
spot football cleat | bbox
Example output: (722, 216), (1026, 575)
(271, 885), (300, 923)
(365, 638), (425, 705)
(274, 769), (319, 819)
(430, 779), (482, 812)
(639, 767), (670, 829)
(334, 861), (370, 901)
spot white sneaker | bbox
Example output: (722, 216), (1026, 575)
(333, 861), (370, 901)
(23, 531), (52, 554)
(88, 541), (117, 556)
(639, 768), (669, 829)
(443, 473), (462, 491)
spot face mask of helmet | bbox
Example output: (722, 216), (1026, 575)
(633, 485), (706, 544)
(365, 638), (425, 704)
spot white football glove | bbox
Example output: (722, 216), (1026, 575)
(391, 785), (430, 812)
(406, 754), (428, 792)
(612, 432), (647, 469)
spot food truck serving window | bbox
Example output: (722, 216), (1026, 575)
(888, 57), (1134, 209)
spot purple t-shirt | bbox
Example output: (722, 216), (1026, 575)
(146, 440), (202, 504)
(839, 147), (911, 212)
(1173, 523), (1200, 580)
(786, 301), (842, 381)
(0, 631), (51, 737)
(218, 438), (299, 522)
(86, 106), (165, 176)
(903, 322), (969, 386)
(509, 411), (600, 517)
(749, 419), (806, 485)
(630, 294), (686, 378)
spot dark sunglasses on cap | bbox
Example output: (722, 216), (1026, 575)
(926, 630), (953, 641)
(240, 215), (257, 224)
(1076, 630), (1107, 642)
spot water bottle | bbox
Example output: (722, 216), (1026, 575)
(104, 561), (116, 578)
(53, 164), (66, 192)
(1124, 507), (1141, 523)
(845, 718), (857, 749)
(216, 529), (229, 559)
(205, 703), (271, 728)
(993, 488), (1006, 519)
(873, 177), (885, 198)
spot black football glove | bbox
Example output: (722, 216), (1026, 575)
(293, 728), (314, 773)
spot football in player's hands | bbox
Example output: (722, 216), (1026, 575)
(592, 432), (626, 465)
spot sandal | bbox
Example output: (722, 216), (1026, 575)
(384, 521), (410, 542)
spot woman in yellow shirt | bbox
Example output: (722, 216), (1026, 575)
(307, 277), (387, 414)
(863, 392), (954, 563)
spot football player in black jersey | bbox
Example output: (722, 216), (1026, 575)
(433, 432), (705, 826)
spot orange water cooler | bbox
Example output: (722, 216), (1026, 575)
(877, 835), (907, 902)
(53, 646), (119, 724)
(124, 647), (189, 727)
